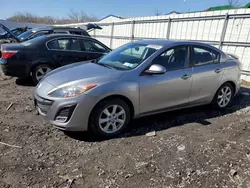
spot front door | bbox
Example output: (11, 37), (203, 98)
(80, 39), (110, 60)
(139, 45), (193, 114)
(189, 45), (223, 104)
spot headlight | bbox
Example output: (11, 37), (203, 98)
(48, 84), (96, 98)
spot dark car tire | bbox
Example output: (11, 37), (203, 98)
(212, 83), (234, 109)
(89, 98), (131, 138)
(31, 64), (52, 85)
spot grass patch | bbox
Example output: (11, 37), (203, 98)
(242, 80), (250, 87)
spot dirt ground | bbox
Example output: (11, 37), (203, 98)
(1, 76), (250, 188)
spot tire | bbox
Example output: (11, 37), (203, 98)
(212, 83), (234, 109)
(89, 98), (131, 138)
(31, 64), (52, 85)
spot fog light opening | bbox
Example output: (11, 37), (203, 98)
(55, 116), (68, 123)
(54, 105), (76, 123)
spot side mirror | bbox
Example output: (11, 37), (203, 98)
(145, 64), (166, 75)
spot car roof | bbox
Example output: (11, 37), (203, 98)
(44, 34), (93, 39)
(32, 27), (85, 32)
(135, 39), (219, 50)
(51, 27), (85, 31)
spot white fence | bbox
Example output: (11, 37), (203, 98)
(88, 9), (250, 81)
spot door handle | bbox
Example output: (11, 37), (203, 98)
(215, 68), (222, 73)
(181, 74), (192, 80)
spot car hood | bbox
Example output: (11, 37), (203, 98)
(43, 61), (124, 87)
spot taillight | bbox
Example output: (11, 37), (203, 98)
(1, 51), (17, 59)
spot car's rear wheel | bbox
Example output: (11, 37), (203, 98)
(32, 64), (52, 85)
(89, 98), (131, 138)
(212, 83), (234, 109)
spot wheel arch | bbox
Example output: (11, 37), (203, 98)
(88, 94), (135, 127)
(220, 81), (236, 95)
(29, 61), (53, 76)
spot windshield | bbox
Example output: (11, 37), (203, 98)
(17, 29), (34, 41)
(96, 42), (162, 70)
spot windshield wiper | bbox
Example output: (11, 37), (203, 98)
(97, 63), (115, 69)
(92, 60), (115, 69)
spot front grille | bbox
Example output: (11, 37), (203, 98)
(35, 95), (54, 115)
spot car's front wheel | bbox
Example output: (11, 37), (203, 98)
(32, 64), (52, 85)
(90, 98), (131, 138)
(212, 83), (234, 109)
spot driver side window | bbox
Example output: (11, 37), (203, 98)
(81, 40), (107, 53)
(152, 46), (189, 71)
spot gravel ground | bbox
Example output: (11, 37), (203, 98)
(1, 76), (250, 188)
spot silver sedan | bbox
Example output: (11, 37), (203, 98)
(34, 40), (242, 137)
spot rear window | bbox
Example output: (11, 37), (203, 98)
(21, 35), (46, 46)
(47, 40), (59, 49)
(193, 46), (220, 66)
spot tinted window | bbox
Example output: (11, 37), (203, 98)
(70, 31), (82, 35)
(12, 29), (23, 36)
(193, 46), (220, 66)
(47, 40), (59, 50)
(82, 40), (108, 53)
(18, 30), (35, 40)
(152, 46), (189, 71)
(31, 32), (47, 39)
(57, 38), (81, 51)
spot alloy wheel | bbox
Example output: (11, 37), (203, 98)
(99, 105), (126, 134)
(35, 67), (52, 81)
(217, 86), (232, 107)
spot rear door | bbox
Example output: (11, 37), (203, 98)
(189, 45), (223, 104)
(46, 37), (86, 66)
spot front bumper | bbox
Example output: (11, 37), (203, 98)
(235, 78), (242, 95)
(34, 93), (98, 132)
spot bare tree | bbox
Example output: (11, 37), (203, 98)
(7, 11), (97, 24)
(154, 9), (162, 16)
(228, 0), (240, 7)
(68, 9), (97, 23)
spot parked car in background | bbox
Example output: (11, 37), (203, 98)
(0, 26), (31, 39)
(0, 34), (110, 84)
(17, 26), (91, 42)
(0, 23), (101, 45)
(34, 40), (242, 138)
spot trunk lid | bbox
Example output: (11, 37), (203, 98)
(1, 43), (25, 51)
(0, 43), (25, 60)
